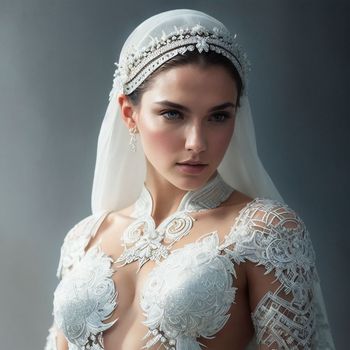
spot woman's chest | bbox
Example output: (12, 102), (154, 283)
(53, 232), (239, 350)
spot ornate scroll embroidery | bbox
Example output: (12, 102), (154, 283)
(116, 212), (195, 271)
(116, 172), (233, 271)
(53, 246), (117, 350)
(140, 233), (236, 349)
(221, 198), (318, 349)
(46, 195), (331, 350)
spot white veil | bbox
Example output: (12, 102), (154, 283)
(90, 9), (334, 348)
(91, 9), (283, 215)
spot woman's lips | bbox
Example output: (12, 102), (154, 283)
(176, 163), (208, 174)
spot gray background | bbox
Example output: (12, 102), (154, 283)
(0, 0), (348, 348)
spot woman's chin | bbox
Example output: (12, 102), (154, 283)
(168, 168), (218, 191)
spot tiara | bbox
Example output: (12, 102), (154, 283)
(110, 24), (250, 100)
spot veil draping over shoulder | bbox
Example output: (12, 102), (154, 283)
(91, 9), (283, 215)
(90, 9), (334, 348)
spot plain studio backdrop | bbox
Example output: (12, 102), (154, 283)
(0, 0), (348, 348)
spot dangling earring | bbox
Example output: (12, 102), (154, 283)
(128, 126), (138, 152)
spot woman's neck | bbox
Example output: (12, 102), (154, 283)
(143, 175), (187, 226)
(143, 167), (218, 226)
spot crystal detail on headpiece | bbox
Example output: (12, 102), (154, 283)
(109, 24), (250, 100)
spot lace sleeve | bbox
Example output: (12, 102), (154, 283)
(44, 211), (109, 350)
(221, 198), (334, 349)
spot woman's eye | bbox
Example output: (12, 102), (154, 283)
(161, 110), (182, 120)
(210, 113), (231, 122)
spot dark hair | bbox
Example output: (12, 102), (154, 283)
(127, 51), (243, 107)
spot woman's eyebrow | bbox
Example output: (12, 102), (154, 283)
(154, 100), (236, 112)
(209, 102), (236, 112)
(155, 100), (190, 112)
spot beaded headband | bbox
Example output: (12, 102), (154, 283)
(109, 24), (250, 100)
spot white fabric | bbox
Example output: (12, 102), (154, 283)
(48, 190), (335, 349)
(91, 9), (283, 215)
(45, 8), (334, 350)
(110, 9), (249, 98)
(54, 245), (117, 350)
(44, 325), (57, 350)
(115, 173), (233, 271)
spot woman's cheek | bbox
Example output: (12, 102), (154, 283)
(211, 129), (234, 158)
(140, 127), (182, 158)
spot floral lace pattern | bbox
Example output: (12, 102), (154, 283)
(116, 173), (233, 271)
(45, 196), (335, 350)
(221, 198), (317, 293)
(221, 198), (319, 349)
(53, 245), (117, 350)
(140, 233), (236, 349)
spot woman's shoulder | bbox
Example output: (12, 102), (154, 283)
(221, 190), (294, 227)
(221, 193), (317, 272)
(56, 211), (111, 279)
(227, 191), (306, 233)
(61, 211), (112, 245)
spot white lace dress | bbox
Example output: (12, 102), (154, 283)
(44, 176), (335, 350)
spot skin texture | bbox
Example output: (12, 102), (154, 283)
(55, 64), (268, 349)
(119, 64), (238, 225)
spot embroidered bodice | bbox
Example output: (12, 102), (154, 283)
(45, 174), (335, 350)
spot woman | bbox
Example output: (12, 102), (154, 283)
(45, 9), (335, 350)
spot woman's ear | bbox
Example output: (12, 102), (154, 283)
(118, 94), (138, 129)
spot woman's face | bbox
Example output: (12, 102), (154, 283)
(133, 64), (238, 190)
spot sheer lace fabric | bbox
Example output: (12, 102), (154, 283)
(46, 198), (334, 350)
(54, 245), (117, 350)
(221, 198), (318, 348)
(140, 233), (236, 349)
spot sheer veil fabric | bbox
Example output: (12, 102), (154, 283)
(91, 9), (283, 214)
(89, 9), (334, 349)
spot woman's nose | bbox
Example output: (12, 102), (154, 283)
(185, 124), (207, 153)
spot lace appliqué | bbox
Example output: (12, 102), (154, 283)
(140, 233), (236, 349)
(53, 245), (117, 350)
(47, 194), (332, 349)
(116, 212), (195, 271)
(221, 198), (318, 349)
(252, 287), (315, 348)
(116, 172), (233, 271)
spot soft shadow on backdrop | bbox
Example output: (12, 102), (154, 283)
(0, 0), (348, 349)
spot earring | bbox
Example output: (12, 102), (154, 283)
(128, 126), (138, 152)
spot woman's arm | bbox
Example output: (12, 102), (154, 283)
(246, 260), (314, 349)
(223, 198), (322, 349)
(245, 202), (317, 349)
(44, 324), (68, 350)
